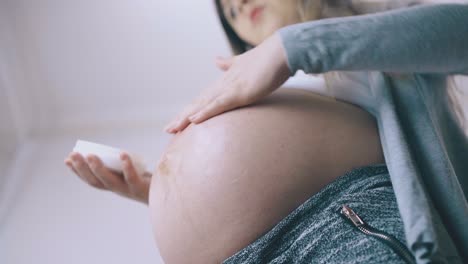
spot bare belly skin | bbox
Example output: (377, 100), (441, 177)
(149, 88), (385, 264)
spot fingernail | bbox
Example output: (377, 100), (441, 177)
(120, 153), (127, 160)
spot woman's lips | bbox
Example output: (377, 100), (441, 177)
(250, 6), (264, 23)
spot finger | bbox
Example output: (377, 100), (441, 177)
(70, 153), (106, 189)
(121, 152), (152, 203)
(165, 116), (190, 134)
(215, 56), (233, 71)
(189, 94), (239, 124)
(165, 113), (190, 133)
(169, 116), (192, 133)
(164, 103), (201, 133)
(120, 152), (143, 186)
(165, 97), (213, 133)
(164, 78), (225, 133)
(87, 155), (128, 194)
(65, 158), (79, 175)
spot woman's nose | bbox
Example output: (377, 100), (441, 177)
(232, 0), (250, 14)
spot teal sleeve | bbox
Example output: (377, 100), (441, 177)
(277, 4), (468, 75)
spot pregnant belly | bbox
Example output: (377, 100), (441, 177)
(149, 89), (384, 264)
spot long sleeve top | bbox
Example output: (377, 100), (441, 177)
(278, 3), (468, 263)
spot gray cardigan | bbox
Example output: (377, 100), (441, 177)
(278, 3), (468, 263)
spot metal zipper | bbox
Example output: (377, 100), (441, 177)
(340, 205), (416, 264)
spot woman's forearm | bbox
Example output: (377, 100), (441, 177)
(278, 3), (468, 75)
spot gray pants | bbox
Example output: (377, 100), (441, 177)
(223, 164), (409, 264)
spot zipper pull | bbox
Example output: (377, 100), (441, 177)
(341, 205), (365, 227)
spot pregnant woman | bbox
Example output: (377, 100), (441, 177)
(65, 1), (468, 263)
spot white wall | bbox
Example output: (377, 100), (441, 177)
(0, 85), (17, 216)
(0, 0), (23, 174)
(1, 0), (54, 140)
(0, 1), (231, 263)
(5, 0), (230, 136)
(0, 0), (26, 226)
(0, 85), (16, 184)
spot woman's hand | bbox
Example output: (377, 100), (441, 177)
(64, 152), (151, 205)
(164, 33), (291, 133)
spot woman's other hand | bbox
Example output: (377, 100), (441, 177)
(64, 152), (151, 205)
(164, 33), (291, 133)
